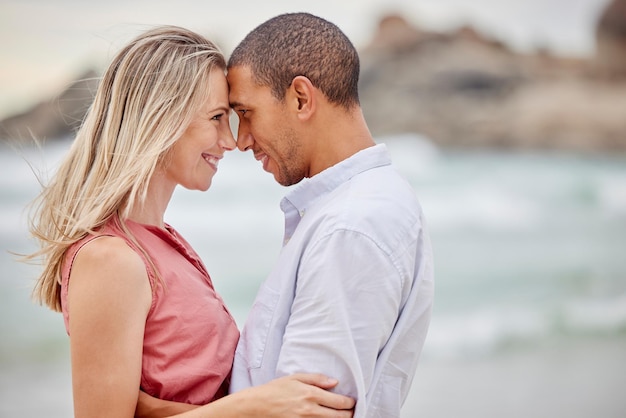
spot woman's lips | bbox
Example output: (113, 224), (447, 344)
(202, 153), (221, 170)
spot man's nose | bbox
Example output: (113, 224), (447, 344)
(236, 129), (253, 152)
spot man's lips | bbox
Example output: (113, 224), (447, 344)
(202, 153), (221, 170)
(254, 152), (270, 171)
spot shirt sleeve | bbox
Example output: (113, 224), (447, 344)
(275, 229), (403, 417)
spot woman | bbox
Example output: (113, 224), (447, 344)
(26, 25), (354, 417)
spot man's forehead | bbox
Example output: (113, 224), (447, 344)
(228, 66), (276, 108)
(227, 66), (252, 104)
(227, 65), (252, 86)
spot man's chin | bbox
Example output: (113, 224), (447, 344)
(273, 173), (287, 186)
(275, 173), (304, 187)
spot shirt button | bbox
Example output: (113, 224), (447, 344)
(299, 209), (305, 217)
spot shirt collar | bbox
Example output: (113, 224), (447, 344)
(281, 143), (391, 215)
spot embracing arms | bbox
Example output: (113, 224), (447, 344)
(68, 236), (353, 418)
(136, 374), (354, 418)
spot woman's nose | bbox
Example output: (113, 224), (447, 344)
(220, 121), (237, 151)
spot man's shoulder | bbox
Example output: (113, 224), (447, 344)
(312, 170), (423, 245)
(343, 166), (421, 217)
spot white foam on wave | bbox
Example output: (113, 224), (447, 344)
(424, 290), (626, 361)
(562, 293), (626, 333)
(598, 174), (626, 217)
(420, 180), (542, 231)
(424, 306), (551, 359)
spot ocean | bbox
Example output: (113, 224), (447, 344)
(1, 135), (625, 417)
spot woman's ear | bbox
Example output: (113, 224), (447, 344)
(289, 75), (316, 120)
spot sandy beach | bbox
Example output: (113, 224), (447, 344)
(403, 335), (626, 418)
(1, 335), (624, 417)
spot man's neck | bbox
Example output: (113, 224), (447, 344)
(308, 107), (375, 178)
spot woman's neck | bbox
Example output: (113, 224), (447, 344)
(127, 172), (175, 228)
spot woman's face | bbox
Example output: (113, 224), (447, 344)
(165, 68), (236, 191)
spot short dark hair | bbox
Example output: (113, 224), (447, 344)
(228, 12), (360, 109)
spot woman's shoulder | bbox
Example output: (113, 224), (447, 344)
(69, 235), (152, 305)
(73, 235), (146, 278)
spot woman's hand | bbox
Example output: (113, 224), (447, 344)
(222, 373), (355, 418)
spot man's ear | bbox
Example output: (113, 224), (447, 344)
(289, 76), (316, 120)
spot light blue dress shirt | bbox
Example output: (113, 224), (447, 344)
(230, 144), (434, 417)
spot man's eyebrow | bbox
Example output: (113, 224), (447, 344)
(229, 101), (243, 109)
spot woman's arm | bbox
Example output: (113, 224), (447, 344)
(136, 391), (198, 417)
(68, 236), (153, 417)
(135, 374), (355, 418)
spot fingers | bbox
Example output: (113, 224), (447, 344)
(329, 408), (355, 418)
(287, 373), (339, 389)
(314, 387), (356, 412)
(285, 374), (356, 411)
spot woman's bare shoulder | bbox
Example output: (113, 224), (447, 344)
(71, 235), (150, 291)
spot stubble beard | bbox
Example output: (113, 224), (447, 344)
(275, 127), (306, 187)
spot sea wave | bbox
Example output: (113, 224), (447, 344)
(424, 293), (626, 360)
(2, 136), (626, 368)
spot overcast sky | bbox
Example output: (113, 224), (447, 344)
(0, 0), (612, 117)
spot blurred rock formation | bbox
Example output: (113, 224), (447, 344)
(595, 0), (626, 78)
(359, 8), (626, 152)
(1, 1), (625, 152)
(0, 69), (98, 143)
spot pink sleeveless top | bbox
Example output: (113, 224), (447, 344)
(61, 217), (240, 405)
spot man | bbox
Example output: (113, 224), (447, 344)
(227, 12), (434, 417)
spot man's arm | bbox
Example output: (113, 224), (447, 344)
(276, 230), (403, 416)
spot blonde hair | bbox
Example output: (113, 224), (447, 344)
(27, 25), (226, 311)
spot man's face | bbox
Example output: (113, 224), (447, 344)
(227, 65), (307, 186)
